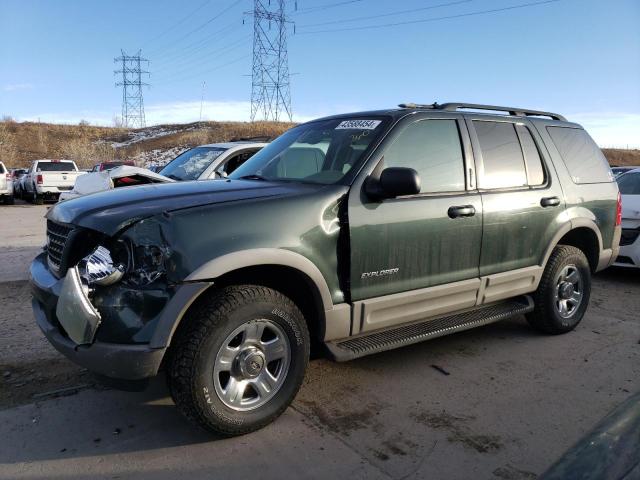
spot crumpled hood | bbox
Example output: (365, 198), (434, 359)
(48, 179), (320, 235)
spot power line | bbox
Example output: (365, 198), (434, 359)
(299, 0), (475, 28)
(294, 0), (365, 15)
(154, 35), (251, 75)
(151, 22), (239, 69)
(154, 54), (250, 87)
(147, 0), (243, 57)
(141, 0), (212, 48)
(298, 0), (562, 34)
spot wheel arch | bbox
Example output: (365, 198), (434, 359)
(153, 249), (334, 349)
(541, 220), (602, 273)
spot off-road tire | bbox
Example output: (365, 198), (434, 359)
(526, 245), (591, 334)
(167, 285), (310, 436)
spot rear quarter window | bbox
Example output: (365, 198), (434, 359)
(547, 127), (614, 184)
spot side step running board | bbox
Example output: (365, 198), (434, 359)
(325, 296), (534, 362)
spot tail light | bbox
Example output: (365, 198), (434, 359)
(5, 173), (9, 181)
(616, 191), (622, 226)
(36, 174), (43, 185)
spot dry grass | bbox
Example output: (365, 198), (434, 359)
(1, 120), (293, 169)
(602, 149), (640, 167)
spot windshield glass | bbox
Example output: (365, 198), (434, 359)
(36, 162), (76, 171)
(229, 117), (389, 184)
(159, 147), (227, 181)
(618, 172), (640, 195)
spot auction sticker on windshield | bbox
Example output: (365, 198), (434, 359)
(335, 120), (381, 130)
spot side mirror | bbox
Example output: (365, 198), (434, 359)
(365, 167), (421, 200)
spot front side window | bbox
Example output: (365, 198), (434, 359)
(160, 147), (227, 181)
(229, 117), (389, 184)
(618, 172), (640, 195)
(383, 119), (465, 193)
(474, 121), (527, 189)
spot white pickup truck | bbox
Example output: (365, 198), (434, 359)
(0, 161), (14, 205)
(22, 159), (84, 204)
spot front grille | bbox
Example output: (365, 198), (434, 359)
(620, 228), (640, 246)
(47, 220), (74, 275)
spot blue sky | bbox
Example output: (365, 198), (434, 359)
(1, 0), (638, 146)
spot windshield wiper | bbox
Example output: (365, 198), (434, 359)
(238, 174), (268, 181)
(165, 174), (182, 181)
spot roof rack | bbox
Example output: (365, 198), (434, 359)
(398, 102), (566, 122)
(229, 135), (272, 143)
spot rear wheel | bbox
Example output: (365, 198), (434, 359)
(34, 192), (43, 205)
(526, 245), (591, 334)
(4, 195), (14, 205)
(167, 285), (309, 436)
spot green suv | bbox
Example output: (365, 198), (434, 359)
(31, 102), (621, 435)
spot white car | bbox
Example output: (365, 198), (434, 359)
(614, 168), (640, 268)
(22, 159), (85, 204)
(58, 141), (267, 201)
(59, 165), (174, 201)
(0, 161), (14, 205)
(157, 141), (267, 181)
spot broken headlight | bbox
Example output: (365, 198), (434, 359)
(79, 246), (125, 287)
(126, 244), (168, 286)
(78, 241), (169, 288)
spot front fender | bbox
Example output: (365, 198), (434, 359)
(185, 248), (334, 311)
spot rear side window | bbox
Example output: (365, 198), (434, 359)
(547, 127), (614, 184)
(516, 125), (545, 185)
(383, 119), (465, 193)
(474, 121), (527, 189)
(0, 163), (5, 174)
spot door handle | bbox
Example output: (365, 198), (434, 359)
(540, 196), (560, 207)
(448, 205), (476, 218)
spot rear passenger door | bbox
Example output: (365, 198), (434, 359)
(466, 116), (565, 277)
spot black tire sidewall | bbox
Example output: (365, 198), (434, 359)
(191, 296), (308, 432)
(542, 251), (591, 331)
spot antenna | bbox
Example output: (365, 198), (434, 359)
(114, 50), (150, 128)
(246, 0), (293, 122)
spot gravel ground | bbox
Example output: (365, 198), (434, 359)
(0, 202), (638, 479)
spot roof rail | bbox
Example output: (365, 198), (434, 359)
(398, 102), (566, 122)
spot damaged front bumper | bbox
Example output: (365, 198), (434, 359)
(30, 252), (208, 384)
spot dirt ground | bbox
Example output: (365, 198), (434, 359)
(0, 200), (638, 479)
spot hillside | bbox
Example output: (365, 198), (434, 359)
(0, 119), (637, 169)
(0, 119), (294, 169)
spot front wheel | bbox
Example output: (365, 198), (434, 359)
(167, 285), (310, 436)
(526, 245), (591, 334)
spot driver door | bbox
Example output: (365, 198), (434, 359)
(347, 115), (483, 333)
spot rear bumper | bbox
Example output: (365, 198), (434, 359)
(30, 252), (166, 381)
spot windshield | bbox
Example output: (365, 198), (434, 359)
(36, 162), (76, 172)
(159, 146), (227, 181)
(618, 172), (640, 195)
(229, 117), (389, 184)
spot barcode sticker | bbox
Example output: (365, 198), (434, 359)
(335, 120), (381, 130)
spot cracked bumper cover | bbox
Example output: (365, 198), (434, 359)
(30, 252), (209, 381)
